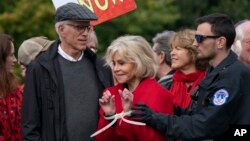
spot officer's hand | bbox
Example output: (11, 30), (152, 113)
(132, 103), (169, 134)
(131, 103), (154, 125)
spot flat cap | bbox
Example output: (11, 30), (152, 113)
(55, 2), (98, 22)
(18, 36), (54, 66)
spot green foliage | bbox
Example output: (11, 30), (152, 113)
(0, 0), (56, 54)
(0, 0), (16, 13)
(96, 0), (179, 53)
(175, 0), (250, 28)
(14, 63), (24, 84)
(1, 0), (250, 56)
(212, 0), (250, 21)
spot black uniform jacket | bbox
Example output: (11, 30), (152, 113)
(21, 40), (113, 141)
(159, 51), (250, 141)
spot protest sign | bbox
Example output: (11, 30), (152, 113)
(52, 0), (137, 25)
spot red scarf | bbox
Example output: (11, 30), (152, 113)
(170, 69), (205, 108)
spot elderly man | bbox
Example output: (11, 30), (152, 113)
(21, 3), (113, 141)
(232, 20), (250, 67)
(152, 30), (175, 89)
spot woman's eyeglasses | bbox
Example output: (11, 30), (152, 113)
(195, 34), (220, 43)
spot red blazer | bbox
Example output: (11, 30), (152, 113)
(0, 88), (22, 141)
(96, 78), (173, 141)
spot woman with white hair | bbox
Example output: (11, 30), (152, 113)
(94, 35), (173, 141)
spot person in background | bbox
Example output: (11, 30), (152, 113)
(21, 3), (113, 141)
(231, 19), (248, 57)
(168, 29), (206, 109)
(18, 36), (53, 78)
(87, 31), (98, 53)
(231, 19), (250, 67)
(132, 13), (250, 140)
(152, 30), (176, 89)
(0, 33), (22, 141)
(95, 35), (173, 141)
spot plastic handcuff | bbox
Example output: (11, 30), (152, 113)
(90, 110), (146, 137)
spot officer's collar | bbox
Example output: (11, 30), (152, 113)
(208, 51), (237, 74)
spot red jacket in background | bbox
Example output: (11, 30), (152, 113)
(0, 88), (22, 141)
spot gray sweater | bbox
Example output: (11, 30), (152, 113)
(59, 55), (100, 141)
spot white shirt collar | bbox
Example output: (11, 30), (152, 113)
(58, 45), (83, 62)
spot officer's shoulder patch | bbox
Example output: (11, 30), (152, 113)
(212, 89), (229, 106)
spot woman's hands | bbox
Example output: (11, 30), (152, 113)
(99, 90), (116, 116)
(119, 88), (134, 112)
(99, 88), (134, 116)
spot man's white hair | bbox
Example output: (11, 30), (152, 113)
(232, 20), (250, 56)
(55, 21), (71, 40)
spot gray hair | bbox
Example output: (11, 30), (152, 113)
(55, 21), (71, 40)
(88, 31), (98, 47)
(232, 20), (250, 56)
(235, 19), (250, 41)
(152, 30), (175, 65)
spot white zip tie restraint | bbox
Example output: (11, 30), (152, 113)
(90, 110), (146, 137)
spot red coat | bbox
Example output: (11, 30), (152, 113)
(0, 88), (22, 141)
(96, 78), (173, 141)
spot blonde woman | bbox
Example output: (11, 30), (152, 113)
(169, 29), (206, 108)
(95, 35), (173, 141)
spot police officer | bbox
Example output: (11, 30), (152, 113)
(132, 13), (250, 140)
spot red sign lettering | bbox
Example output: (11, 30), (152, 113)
(78, 0), (137, 25)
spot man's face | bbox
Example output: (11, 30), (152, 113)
(60, 21), (92, 52)
(86, 38), (97, 53)
(193, 23), (218, 61)
(152, 43), (163, 77)
(152, 43), (161, 65)
(240, 27), (250, 65)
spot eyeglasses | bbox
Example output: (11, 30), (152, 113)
(195, 34), (220, 43)
(66, 24), (92, 32)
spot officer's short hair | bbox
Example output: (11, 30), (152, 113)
(196, 13), (235, 49)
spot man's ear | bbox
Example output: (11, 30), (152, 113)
(217, 36), (227, 49)
(58, 24), (67, 37)
(58, 24), (64, 33)
(159, 51), (166, 64)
